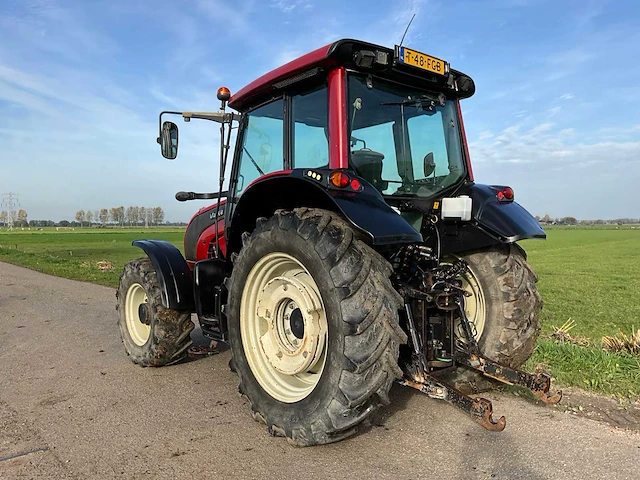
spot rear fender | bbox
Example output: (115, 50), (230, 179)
(468, 184), (546, 242)
(227, 168), (422, 255)
(132, 240), (194, 310)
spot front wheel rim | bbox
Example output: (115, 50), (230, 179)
(240, 252), (328, 403)
(125, 283), (151, 346)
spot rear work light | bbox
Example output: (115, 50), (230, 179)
(496, 186), (514, 202)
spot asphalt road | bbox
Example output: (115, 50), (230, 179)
(1, 261), (639, 480)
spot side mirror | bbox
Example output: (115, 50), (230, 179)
(423, 152), (436, 177)
(158, 121), (178, 159)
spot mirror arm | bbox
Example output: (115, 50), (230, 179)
(157, 111), (242, 141)
(175, 191), (229, 202)
(181, 112), (242, 123)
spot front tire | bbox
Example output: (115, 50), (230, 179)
(116, 258), (194, 366)
(227, 208), (407, 446)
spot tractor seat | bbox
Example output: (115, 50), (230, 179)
(351, 149), (388, 193)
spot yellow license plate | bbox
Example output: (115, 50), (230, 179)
(398, 47), (448, 76)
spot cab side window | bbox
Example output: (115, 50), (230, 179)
(292, 85), (328, 169)
(236, 99), (284, 194)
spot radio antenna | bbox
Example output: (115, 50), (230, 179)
(399, 13), (416, 47)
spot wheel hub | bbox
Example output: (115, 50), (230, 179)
(256, 273), (326, 376)
(138, 303), (150, 325)
(289, 307), (305, 339)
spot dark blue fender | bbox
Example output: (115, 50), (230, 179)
(227, 168), (422, 254)
(132, 240), (194, 310)
(468, 184), (546, 242)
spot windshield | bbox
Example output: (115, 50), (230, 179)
(348, 73), (466, 197)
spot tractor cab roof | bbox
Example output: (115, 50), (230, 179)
(228, 39), (475, 112)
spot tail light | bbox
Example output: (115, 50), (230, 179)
(496, 186), (514, 202)
(327, 170), (364, 192)
(330, 171), (350, 188)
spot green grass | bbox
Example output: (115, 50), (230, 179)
(526, 339), (640, 397)
(1, 225), (639, 397)
(520, 228), (640, 397)
(0, 227), (185, 287)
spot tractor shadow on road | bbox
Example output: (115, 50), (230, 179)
(178, 320), (229, 364)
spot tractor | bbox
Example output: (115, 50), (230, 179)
(116, 39), (561, 446)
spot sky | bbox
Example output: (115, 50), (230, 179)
(1, 0), (639, 222)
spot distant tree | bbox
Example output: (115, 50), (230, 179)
(86, 210), (93, 226)
(116, 206), (125, 226)
(109, 207), (118, 225)
(561, 216), (577, 225)
(75, 210), (86, 227)
(94, 210), (100, 225)
(125, 206), (135, 226)
(29, 220), (53, 228)
(0, 210), (7, 226)
(58, 220), (70, 227)
(139, 207), (148, 228)
(541, 214), (552, 223)
(131, 206), (140, 226)
(99, 208), (108, 225)
(152, 207), (165, 226)
(535, 215), (541, 222)
(17, 209), (28, 227)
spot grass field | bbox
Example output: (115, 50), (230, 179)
(0, 228), (184, 287)
(1, 226), (639, 397)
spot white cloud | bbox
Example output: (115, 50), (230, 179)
(470, 123), (640, 218)
(270, 1), (313, 13)
(548, 106), (562, 116)
(471, 122), (640, 169)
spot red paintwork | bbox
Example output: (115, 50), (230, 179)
(196, 219), (226, 260)
(228, 43), (337, 111)
(328, 67), (349, 169)
(184, 200), (228, 267)
(246, 169), (293, 190)
(185, 173), (296, 266)
(456, 99), (474, 182)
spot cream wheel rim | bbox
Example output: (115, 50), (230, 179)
(455, 263), (486, 343)
(125, 283), (151, 346)
(240, 252), (328, 403)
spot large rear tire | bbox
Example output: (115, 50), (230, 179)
(116, 258), (194, 366)
(227, 208), (407, 446)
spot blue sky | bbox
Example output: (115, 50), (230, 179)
(1, 0), (639, 221)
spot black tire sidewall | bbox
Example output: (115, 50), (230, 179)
(227, 223), (351, 423)
(117, 261), (157, 359)
(117, 258), (193, 366)
(462, 246), (541, 367)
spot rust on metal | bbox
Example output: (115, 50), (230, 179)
(468, 397), (506, 431)
(459, 353), (562, 405)
(401, 374), (506, 431)
(187, 345), (219, 358)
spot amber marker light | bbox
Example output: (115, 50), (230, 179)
(330, 171), (350, 188)
(217, 86), (231, 101)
